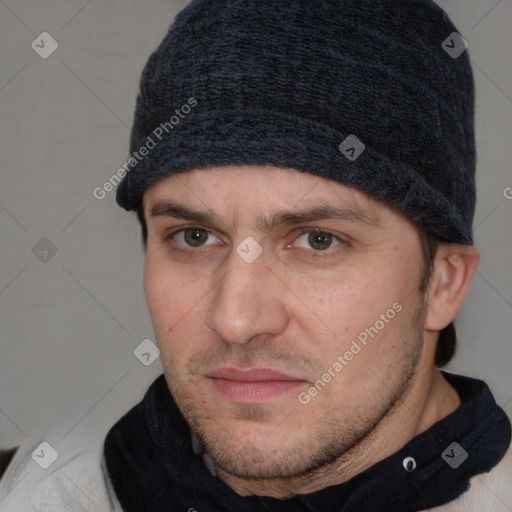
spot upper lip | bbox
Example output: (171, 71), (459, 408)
(207, 367), (305, 382)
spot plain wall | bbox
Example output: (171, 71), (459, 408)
(0, 0), (511, 459)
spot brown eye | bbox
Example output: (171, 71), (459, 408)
(307, 230), (335, 251)
(183, 228), (210, 247)
(165, 226), (222, 253)
(292, 229), (344, 254)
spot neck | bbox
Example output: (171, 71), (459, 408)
(203, 368), (461, 499)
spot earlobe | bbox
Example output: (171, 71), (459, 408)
(424, 244), (480, 332)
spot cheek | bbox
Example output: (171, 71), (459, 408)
(144, 255), (190, 334)
(143, 256), (168, 329)
(292, 263), (413, 360)
(289, 267), (376, 335)
(143, 254), (211, 354)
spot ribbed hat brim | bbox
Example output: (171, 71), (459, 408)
(116, 109), (473, 245)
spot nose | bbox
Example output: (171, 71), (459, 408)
(205, 248), (289, 345)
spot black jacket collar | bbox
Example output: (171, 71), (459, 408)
(104, 372), (511, 511)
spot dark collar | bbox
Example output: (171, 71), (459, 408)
(104, 372), (511, 511)
(0, 447), (18, 482)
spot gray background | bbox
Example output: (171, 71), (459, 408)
(0, 0), (511, 463)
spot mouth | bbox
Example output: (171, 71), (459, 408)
(206, 367), (308, 403)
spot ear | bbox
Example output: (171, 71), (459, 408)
(424, 244), (480, 332)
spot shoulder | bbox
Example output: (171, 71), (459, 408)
(425, 442), (512, 511)
(0, 440), (122, 511)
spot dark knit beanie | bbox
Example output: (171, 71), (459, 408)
(116, 0), (476, 245)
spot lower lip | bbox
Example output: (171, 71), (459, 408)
(210, 378), (305, 403)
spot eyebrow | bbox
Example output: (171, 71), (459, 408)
(149, 201), (380, 232)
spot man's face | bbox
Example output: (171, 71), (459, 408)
(143, 165), (428, 480)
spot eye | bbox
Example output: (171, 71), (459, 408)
(295, 229), (342, 251)
(170, 227), (220, 248)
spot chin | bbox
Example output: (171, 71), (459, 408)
(197, 419), (347, 480)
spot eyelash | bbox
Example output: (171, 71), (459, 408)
(162, 225), (348, 258)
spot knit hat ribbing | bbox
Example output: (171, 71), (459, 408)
(116, 0), (476, 245)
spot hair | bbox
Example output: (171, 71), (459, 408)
(135, 203), (456, 367)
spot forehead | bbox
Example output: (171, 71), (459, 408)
(143, 165), (380, 215)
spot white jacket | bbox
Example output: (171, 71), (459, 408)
(1, 440), (511, 511)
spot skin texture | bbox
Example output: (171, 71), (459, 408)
(142, 165), (479, 499)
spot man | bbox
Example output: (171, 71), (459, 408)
(1, 0), (511, 510)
